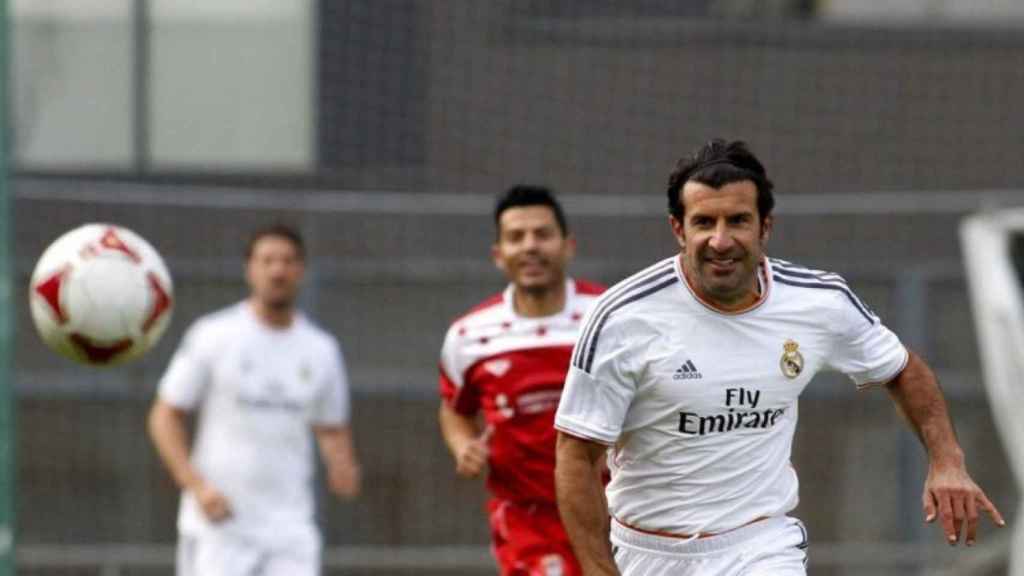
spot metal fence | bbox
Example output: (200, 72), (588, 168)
(11, 181), (1022, 575)
(12, 1), (1024, 574)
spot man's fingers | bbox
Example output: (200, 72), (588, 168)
(214, 497), (232, 518)
(467, 442), (489, 465)
(329, 465), (361, 498)
(457, 456), (483, 472)
(965, 495), (979, 546)
(454, 437), (490, 477)
(951, 494), (966, 545)
(978, 492), (1007, 527)
(924, 469), (1005, 546)
(456, 444), (489, 477)
(467, 441), (489, 458)
(466, 453), (487, 470)
(205, 499), (231, 522)
(456, 462), (481, 477)
(466, 443), (488, 463)
(923, 490), (937, 523)
(937, 492), (956, 543)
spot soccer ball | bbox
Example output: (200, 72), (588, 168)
(29, 224), (174, 366)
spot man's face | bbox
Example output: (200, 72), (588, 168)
(492, 205), (575, 295)
(246, 235), (305, 310)
(670, 180), (771, 309)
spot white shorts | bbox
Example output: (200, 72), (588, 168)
(611, 516), (808, 576)
(176, 529), (321, 576)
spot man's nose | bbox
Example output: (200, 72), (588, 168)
(707, 222), (734, 252)
(521, 233), (540, 251)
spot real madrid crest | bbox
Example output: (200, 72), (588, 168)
(780, 339), (804, 379)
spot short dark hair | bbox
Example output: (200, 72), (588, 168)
(666, 139), (775, 222)
(245, 224), (305, 261)
(494, 185), (569, 237)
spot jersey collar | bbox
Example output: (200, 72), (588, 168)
(675, 255), (771, 316)
(502, 278), (576, 320)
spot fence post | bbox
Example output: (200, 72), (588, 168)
(893, 269), (931, 573)
(0, 2), (15, 574)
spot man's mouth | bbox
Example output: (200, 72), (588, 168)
(705, 256), (740, 273)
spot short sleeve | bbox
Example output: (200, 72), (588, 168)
(555, 317), (637, 445)
(826, 292), (909, 388)
(438, 325), (480, 415)
(312, 339), (351, 426)
(158, 322), (212, 410)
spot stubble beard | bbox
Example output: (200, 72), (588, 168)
(260, 289), (297, 313)
(515, 264), (566, 299)
(686, 253), (757, 307)
(516, 274), (561, 298)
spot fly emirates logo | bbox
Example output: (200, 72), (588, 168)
(678, 387), (786, 437)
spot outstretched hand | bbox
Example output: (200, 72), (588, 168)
(923, 462), (1004, 546)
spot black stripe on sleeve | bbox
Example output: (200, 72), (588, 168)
(572, 262), (674, 369)
(773, 275), (876, 325)
(772, 265), (877, 319)
(582, 276), (679, 374)
(771, 263), (845, 283)
(770, 259), (878, 321)
(795, 520), (809, 550)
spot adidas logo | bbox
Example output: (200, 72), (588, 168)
(673, 359), (702, 380)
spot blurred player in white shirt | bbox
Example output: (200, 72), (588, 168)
(554, 140), (1004, 576)
(148, 224), (360, 576)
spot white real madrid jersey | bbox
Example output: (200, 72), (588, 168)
(158, 302), (350, 546)
(555, 255), (908, 535)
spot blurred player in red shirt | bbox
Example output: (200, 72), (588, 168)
(439, 185), (604, 576)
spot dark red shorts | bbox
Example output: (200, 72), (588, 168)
(487, 499), (582, 576)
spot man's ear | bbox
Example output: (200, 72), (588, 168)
(760, 214), (774, 244)
(669, 215), (686, 251)
(491, 242), (507, 273)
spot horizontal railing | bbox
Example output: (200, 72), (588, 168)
(17, 538), (1010, 575)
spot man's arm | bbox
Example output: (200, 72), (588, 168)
(147, 399), (231, 521)
(314, 425), (361, 498)
(886, 350), (1005, 546)
(555, 432), (618, 576)
(438, 402), (489, 478)
(438, 399), (489, 475)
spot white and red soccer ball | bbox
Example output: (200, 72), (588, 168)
(29, 224), (174, 366)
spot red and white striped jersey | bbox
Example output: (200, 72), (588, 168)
(440, 278), (604, 504)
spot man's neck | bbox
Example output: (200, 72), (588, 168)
(248, 298), (295, 328)
(679, 255), (764, 313)
(512, 280), (568, 318)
